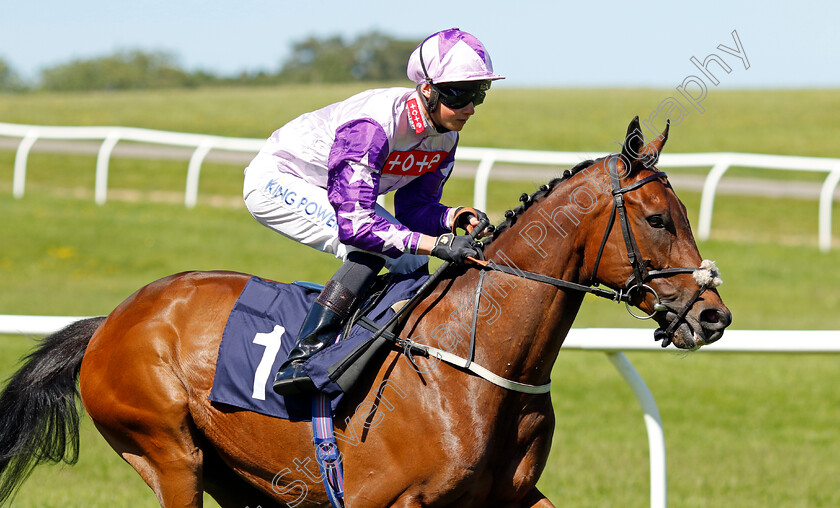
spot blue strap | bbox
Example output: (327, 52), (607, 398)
(312, 393), (345, 508)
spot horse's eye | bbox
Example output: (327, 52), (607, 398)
(647, 215), (666, 229)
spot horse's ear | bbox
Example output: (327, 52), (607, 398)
(620, 116), (645, 174)
(640, 120), (669, 167)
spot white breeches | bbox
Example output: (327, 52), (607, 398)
(243, 160), (428, 274)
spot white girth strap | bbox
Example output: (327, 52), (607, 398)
(408, 343), (552, 395)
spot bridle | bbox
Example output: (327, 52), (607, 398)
(342, 155), (722, 398)
(592, 155), (701, 306)
(346, 155), (722, 396)
(471, 154), (721, 346)
(355, 154), (723, 396)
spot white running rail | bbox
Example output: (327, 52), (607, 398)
(456, 147), (840, 253)
(2, 122), (839, 250)
(1, 314), (838, 508)
(1, 122), (263, 208)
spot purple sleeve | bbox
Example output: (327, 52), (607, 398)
(327, 119), (423, 258)
(393, 144), (457, 236)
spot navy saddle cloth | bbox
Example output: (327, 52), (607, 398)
(209, 272), (427, 421)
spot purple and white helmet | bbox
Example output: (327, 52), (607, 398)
(407, 28), (505, 85)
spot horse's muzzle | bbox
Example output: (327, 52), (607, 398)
(695, 304), (732, 345)
(656, 300), (732, 349)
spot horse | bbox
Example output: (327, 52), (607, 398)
(0, 117), (731, 507)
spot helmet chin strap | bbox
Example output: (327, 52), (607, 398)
(417, 39), (451, 134)
(415, 85), (450, 134)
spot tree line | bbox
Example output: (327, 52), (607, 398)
(0, 31), (418, 92)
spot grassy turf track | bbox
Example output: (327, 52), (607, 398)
(1, 85), (838, 507)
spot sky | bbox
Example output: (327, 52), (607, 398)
(1, 0), (838, 89)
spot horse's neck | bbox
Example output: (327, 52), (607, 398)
(472, 236), (586, 385)
(404, 180), (596, 388)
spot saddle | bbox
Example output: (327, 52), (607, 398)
(208, 271), (429, 420)
(300, 272), (422, 396)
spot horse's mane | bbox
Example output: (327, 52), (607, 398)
(488, 158), (596, 242)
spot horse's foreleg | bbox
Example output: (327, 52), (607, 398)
(387, 487), (555, 508)
(513, 487), (556, 508)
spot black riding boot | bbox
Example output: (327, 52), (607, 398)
(272, 280), (355, 396)
(272, 251), (386, 396)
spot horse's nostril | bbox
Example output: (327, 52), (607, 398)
(700, 307), (731, 329)
(701, 309), (720, 324)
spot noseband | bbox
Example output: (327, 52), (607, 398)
(473, 155), (722, 347)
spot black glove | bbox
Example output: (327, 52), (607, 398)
(431, 233), (478, 264)
(452, 207), (489, 235)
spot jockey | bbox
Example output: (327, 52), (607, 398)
(243, 28), (504, 396)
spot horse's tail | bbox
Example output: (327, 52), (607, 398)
(0, 316), (106, 505)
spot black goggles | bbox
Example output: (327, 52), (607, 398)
(433, 81), (491, 109)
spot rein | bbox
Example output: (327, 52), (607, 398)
(355, 218), (552, 394)
(362, 158), (723, 394)
(470, 154), (722, 347)
(471, 155), (674, 306)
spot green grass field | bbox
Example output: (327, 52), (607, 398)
(1, 86), (839, 507)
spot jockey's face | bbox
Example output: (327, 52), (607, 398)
(420, 84), (476, 132)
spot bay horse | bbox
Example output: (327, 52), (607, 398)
(0, 117), (730, 507)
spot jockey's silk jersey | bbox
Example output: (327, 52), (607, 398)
(256, 87), (458, 258)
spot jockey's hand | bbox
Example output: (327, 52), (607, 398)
(452, 207), (490, 236)
(431, 233), (479, 264)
